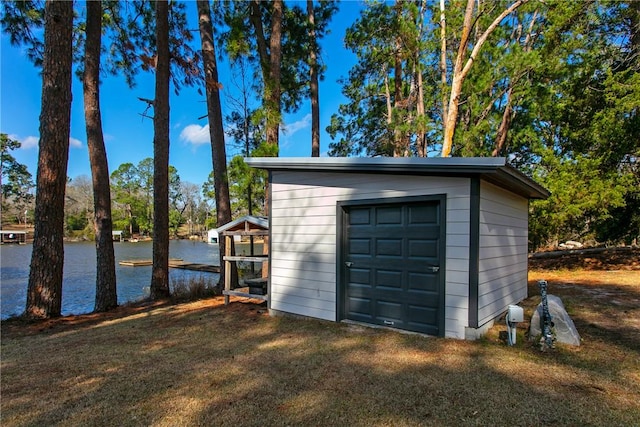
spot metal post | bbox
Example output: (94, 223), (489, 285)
(538, 280), (555, 351)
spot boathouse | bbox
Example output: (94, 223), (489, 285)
(0, 230), (27, 244)
(245, 157), (549, 339)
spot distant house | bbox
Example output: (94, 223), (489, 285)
(207, 229), (219, 244)
(246, 157), (549, 340)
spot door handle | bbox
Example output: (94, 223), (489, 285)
(345, 262), (353, 268)
(427, 266), (439, 273)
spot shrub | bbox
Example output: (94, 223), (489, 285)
(170, 275), (218, 302)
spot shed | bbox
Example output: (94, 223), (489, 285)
(245, 157), (549, 339)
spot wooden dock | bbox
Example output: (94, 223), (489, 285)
(168, 260), (220, 273)
(119, 259), (154, 267)
(119, 259), (220, 273)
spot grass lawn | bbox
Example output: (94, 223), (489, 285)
(2, 265), (639, 426)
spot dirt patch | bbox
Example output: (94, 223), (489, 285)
(529, 247), (640, 271)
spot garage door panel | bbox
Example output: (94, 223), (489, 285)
(408, 204), (439, 224)
(408, 239), (439, 258)
(349, 238), (371, 255)
(377, 238), (403, 256)
(407, 292), (439, 309)
(349, 208), (371, 225)
(408, 322), (439, 336)
(407, 272), (439, 292)
(343, 199), (443, 336)
(376, 300), (403, 320)
(348, 296), (371, 311)
(376, 270), (402, 288)
(375, 287), (405, 304)
(349, 268), (371, 285)
(371, 259), (409, 272)
(347, 281), (373, 297)
(408, 305), (438, 323)
(377, 206), (402, 224)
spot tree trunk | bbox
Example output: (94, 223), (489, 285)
(250, 0), (283, 149)
(249, 1), (269, 79)
(267, 0), (283, 148)
(631, 0), (640, 63)
(127, 204), (133, 236)
(150, 0), (171, 299)
(441, 0), (528, 157)
(84, 0), (117, 312)
(492, 9), (537, 157)
(439, 0), (448, 135)
(441, 0), (474, 157)
(416, 61), (426, 157)
(492, 86), (514, 156)
(384, 69), (393, 128)
(392, 33), (404, 157)
(197, 0), (235, 289)
(413, 2), (426, 157)
(308, 0), (320, 157)
(391, 0), (405, 157)
(26, 0), (73, 319)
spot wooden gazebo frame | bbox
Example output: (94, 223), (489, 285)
(216, 216), (269, 305)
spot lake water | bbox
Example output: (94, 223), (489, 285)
(0, 240), (222, 319)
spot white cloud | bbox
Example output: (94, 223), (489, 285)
(281, 114), (311, 136)
(180, 124), (210, 146)
(69, 137), (83, 148)
(16, 135), (83, 149)
(20, 136), (39, 149)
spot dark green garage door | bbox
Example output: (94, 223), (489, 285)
(342, 199), (444, 336)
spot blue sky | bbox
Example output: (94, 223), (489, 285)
(0, 1), (362, 186)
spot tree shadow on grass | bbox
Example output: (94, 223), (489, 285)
(2, 294), (639, 426)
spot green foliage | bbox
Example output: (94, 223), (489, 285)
(169, 209), (183, 238)
(100, 1), (202, 93)
(329, 0), (639, 248)
(112, 218), (131, 236)
(225, 107), (264, 156)
(227, 142), (276, 217)
(202, 171), (216, 204)
(0, 0), (44, 65)
(65, 210), (89, 232)
(327, 1), (441, 157)
(1, 134), (34, 206)
(220, 0), (336, 147)
(529, 151), (632, 248)
(109, 159), (190, 235)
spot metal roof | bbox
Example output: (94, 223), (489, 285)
(245, 157), (550, 200)
(216, 215), (269, 234)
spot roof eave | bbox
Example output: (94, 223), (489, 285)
(216, 215), (269, 233)
(245, 157), (550, 200)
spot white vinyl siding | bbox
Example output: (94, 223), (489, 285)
(477, 181), (529, 325)
(269, 171), (471, 338)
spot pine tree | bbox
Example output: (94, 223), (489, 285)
(84, 0), (117, 312)
(26, 0), (74, 318)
